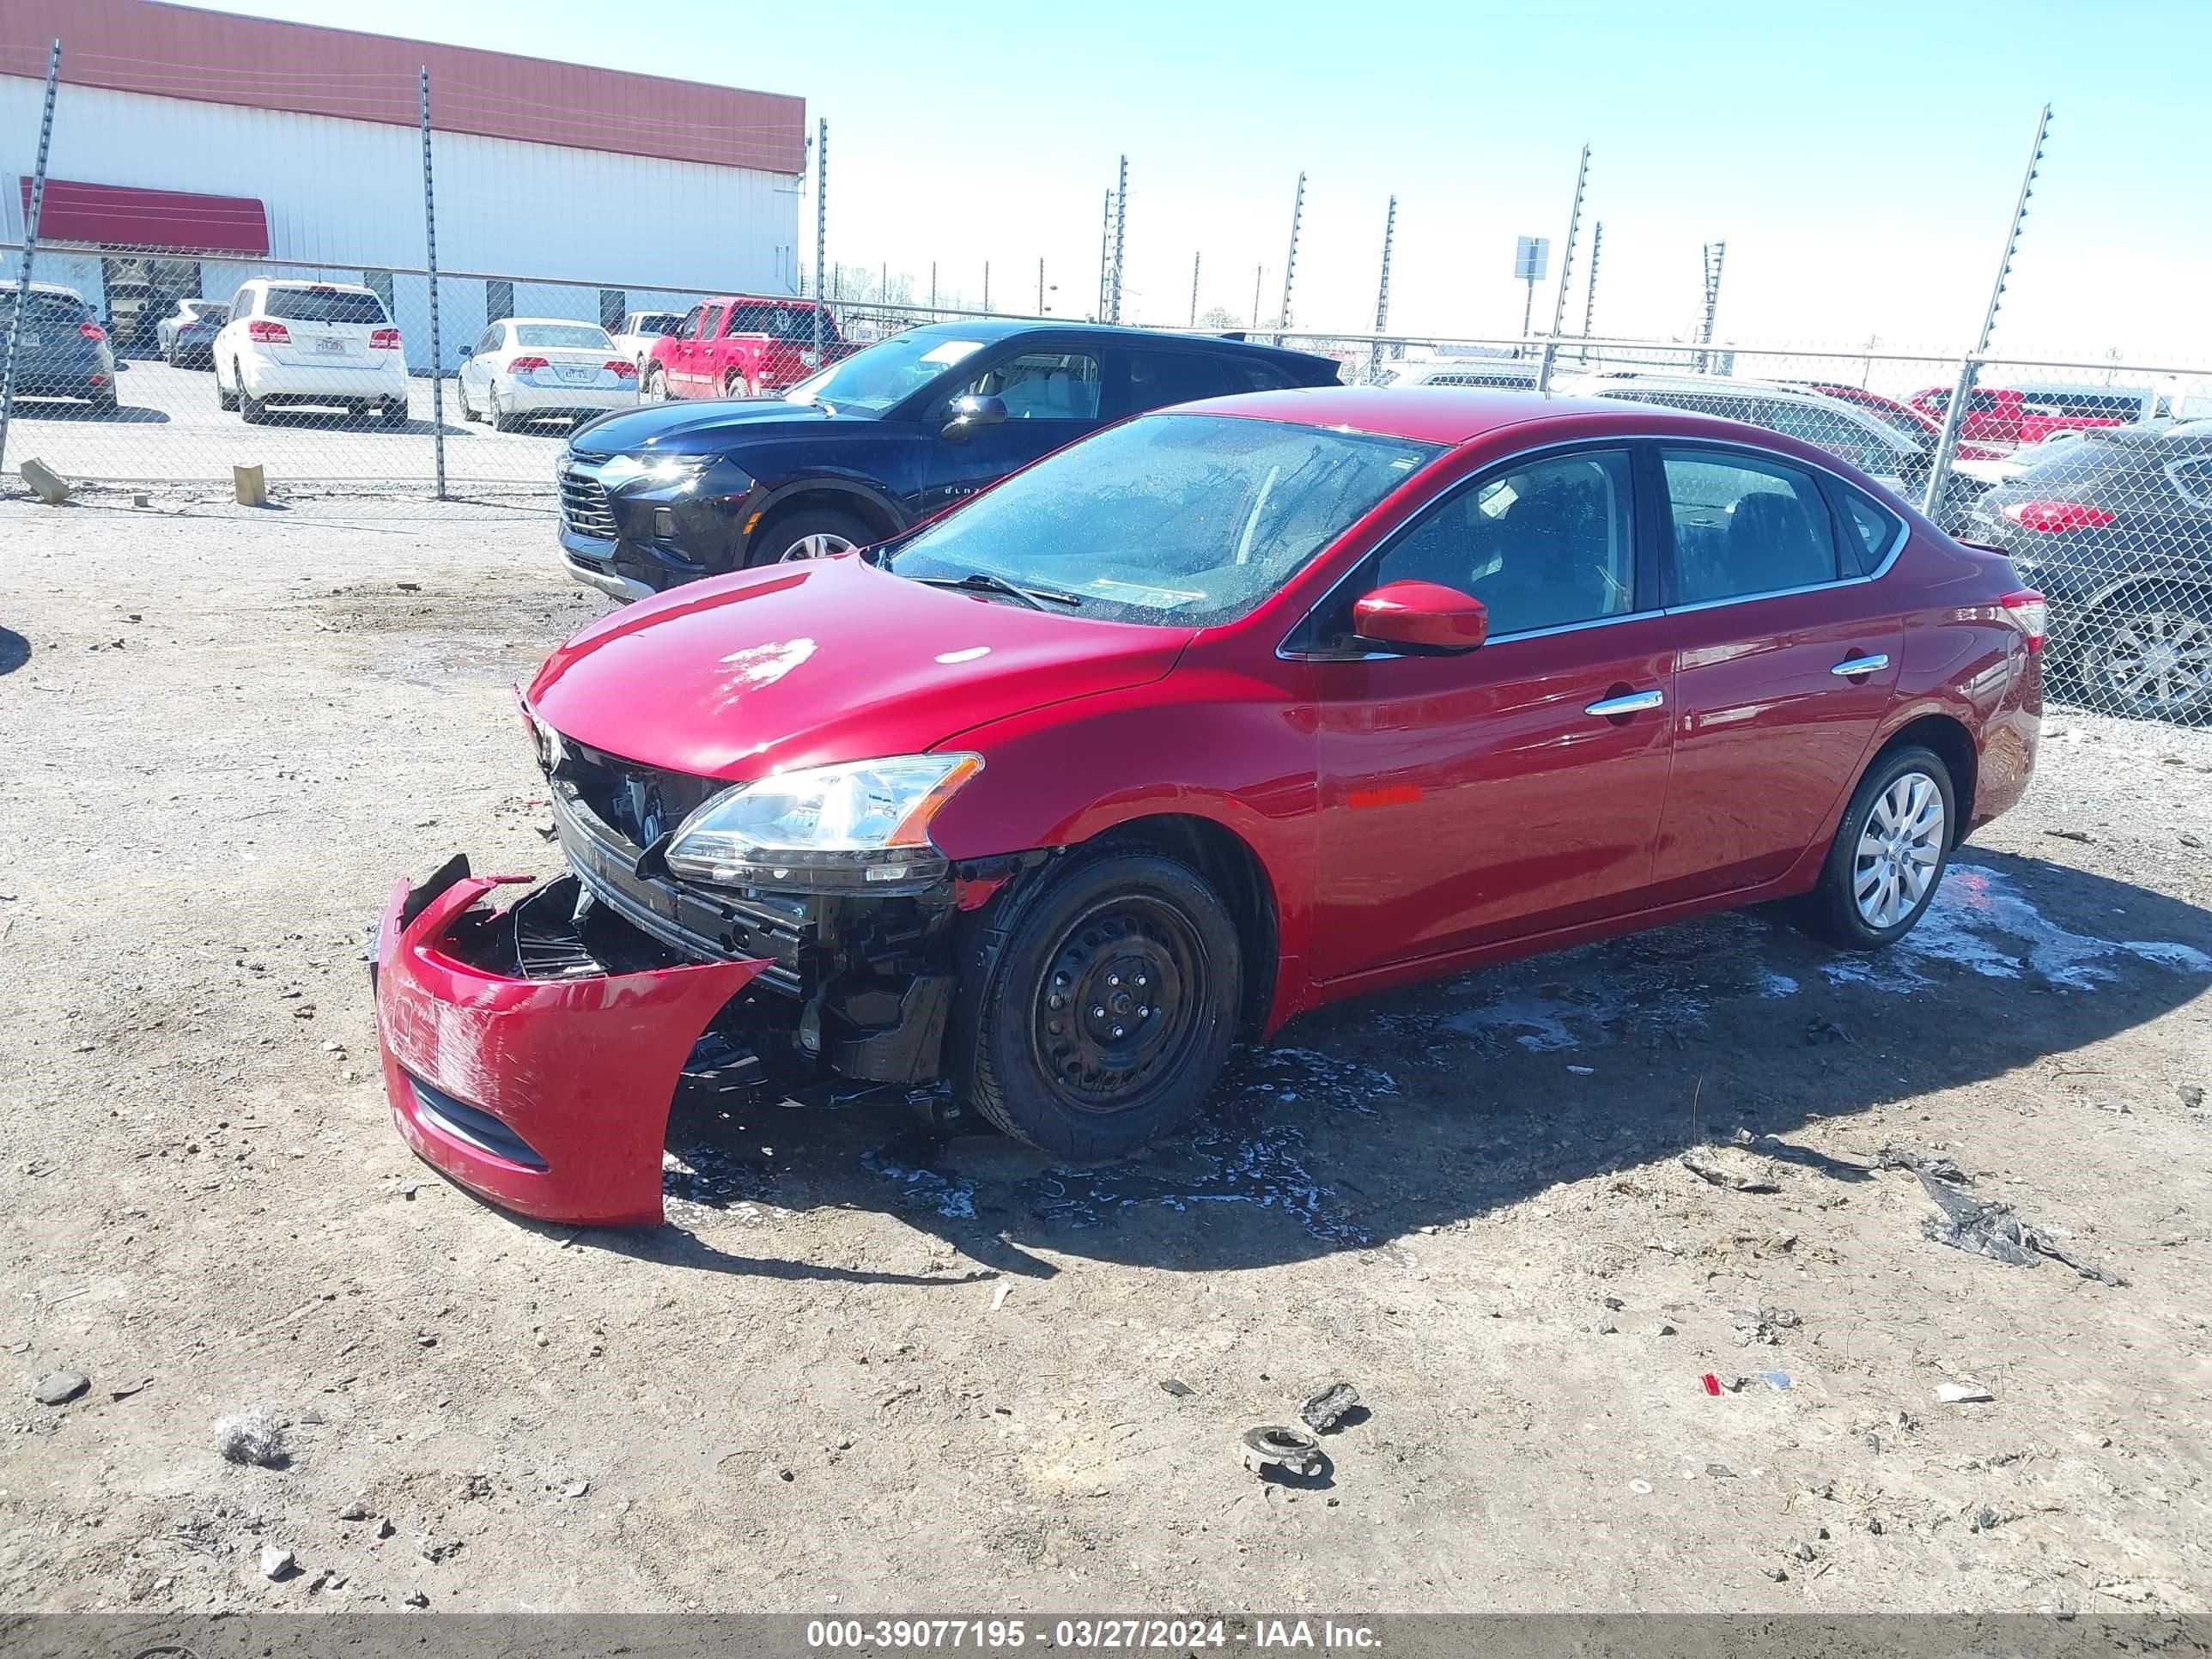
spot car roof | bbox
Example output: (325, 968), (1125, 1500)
(1175, 386), (1664, 445)
(256, 277), (376, 294)
(890, 318), (1332, 366)
(13, 282), (85, 301)
(501, 316), (611, 328)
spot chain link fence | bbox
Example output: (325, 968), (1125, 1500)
(6, 38), (2210, 724)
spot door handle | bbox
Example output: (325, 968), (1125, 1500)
(1830, 653), (1891, 676)
(1585, 689), (1666, 718)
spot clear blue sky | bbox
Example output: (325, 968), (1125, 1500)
(198, 0), (2209, 361)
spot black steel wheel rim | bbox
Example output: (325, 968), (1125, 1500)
(1028, 894), (1208, 1116)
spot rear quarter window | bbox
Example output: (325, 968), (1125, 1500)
(1221, 358), (1297, 392)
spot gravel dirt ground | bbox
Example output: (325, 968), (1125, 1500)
(2, 494), (2209, 1615)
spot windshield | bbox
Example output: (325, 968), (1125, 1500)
(890, 413), (1443, 627)
(785, 330), (989, 414)
(264, 286), (388, 325)
(514, 323), (613, 350)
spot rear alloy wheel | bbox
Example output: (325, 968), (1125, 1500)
(1799, 744), (1954, 949)
(2082, 601), (2212, 721)
(759, 507), (868, 564)
(954, 851), (1242, 1159)
(723, 370), (756, 399)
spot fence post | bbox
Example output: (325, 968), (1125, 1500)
(1537, 144), (1591, 397)
(811, 118), (828, 363)
(418, 68), (446, 501)
(0, 40), (62, 483)
(1924, 103), (2052, 520)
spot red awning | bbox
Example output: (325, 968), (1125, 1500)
(19, 179), (270, 257)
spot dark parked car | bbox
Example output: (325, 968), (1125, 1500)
(156, 297), (228, 368)
(1967, 421), (2212, 721)
(556, 320), (1342, 599)
(381, 388), (2042, 1226)
(1, 283), (118, 412)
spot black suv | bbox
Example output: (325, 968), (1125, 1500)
(1968, 420), (2212, 722)
(556, 320), (1340, 599)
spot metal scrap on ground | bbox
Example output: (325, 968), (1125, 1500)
(1877, 1148), (2125, 1285)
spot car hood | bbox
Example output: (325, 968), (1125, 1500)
(527, 556), (1193, 781)
(568, 398), (872, 455)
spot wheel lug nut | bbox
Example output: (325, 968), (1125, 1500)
(1048, 994), (1064, 1009)
(1091, 1006), (1106, 1019)
(1138, 1006), (1150, 1018)
(1111, 1026), (1125, 1039)
(1108, 974), (1121, 987)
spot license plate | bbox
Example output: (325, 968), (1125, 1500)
(315, 337), (346, 356)
(20, 333), (41, 348)
(557, 368), (593, 385)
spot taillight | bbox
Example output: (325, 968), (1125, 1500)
(2000, 589), (2047, 654)
(246, 319), (289, 344)
(507, 356), (550, 374)
(607, 360), (637, 379)
(2000, 500), (2116, 533)
(369, 327), (402, 350)
(78, 321), (106, 341)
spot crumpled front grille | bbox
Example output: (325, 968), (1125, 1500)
(557, 738), (722, 850)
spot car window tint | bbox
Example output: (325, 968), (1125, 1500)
(963, 351), (1101, 420)
(1837, 487), (1902, 568)
(1124, 349), (1232, 411)
(2168, 456), (2212, 510)
(1379, 449), (1637, 635)
(2, 292), (87, 329)
(677, 306), (703, 338)
(1663, 452), (1840, 604)
(262, 287), (387, 325)
(1223, 359), (1295, 392)
(1758, 400), (1905, 472)
(698, 305), (725, 340)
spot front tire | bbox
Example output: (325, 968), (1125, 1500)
(756, 507), (870, 565)
(954, 851), (1243, 1159)
(1799, 744), (1955, 948)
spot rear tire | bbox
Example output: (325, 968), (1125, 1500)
(643, 365), (667, 403)
(379, 397), (407, 428)
(217, 363), (239, 411)
(2077, 595), (2212, 723)
(953, 851), (1243, 1159)
(1797, 744), (1955, 949)
(723, 369), (756, 399)
(239, 382), (268, 424)
(490, 390), (524, 433)
(753, 506), (871, 565)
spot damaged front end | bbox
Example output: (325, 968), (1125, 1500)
(373, 739), (1035, 1228)
(373, 862), (769, 1226)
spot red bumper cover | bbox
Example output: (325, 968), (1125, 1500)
(374, 874), (767, 1226)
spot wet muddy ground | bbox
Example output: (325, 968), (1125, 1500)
(2, 497), (2209, 1613)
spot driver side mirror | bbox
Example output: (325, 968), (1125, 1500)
(940, 392), (1008, 441)
(1352, 580), (1488, 654)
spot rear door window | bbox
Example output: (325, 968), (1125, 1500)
(1220, 357), (1297, 392)
(1123, 349), (1233, 412)
(1662, 451), (1841, 605)
(263, 287), (388, 325)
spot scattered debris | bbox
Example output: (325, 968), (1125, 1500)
(403, 1590), (428, 1608)
(1299, 1382), (1359, 1432)
(1804, 1016), (1852, 1045)
(1889, 1158), (2126, 1285)
(564, 1480), (590, 1498)
(108, 1376), (152, 1400)
(396, 581), (422, 592)
(1567, 1065), (1595, 1076)
(1158, 1378), (1194, 1399)
(1646, 1322), (1677, 1337)
(33, 1370), (88, 1406)
(1756, 1371), (1794, 1391)
(1936, 1382), (1995, 1405)
(2181, 833), (2205, 850)
(214, 1409), (289, 1468)
(2045, 828), (2096, 845)
(376, 1518), (397, 1540)
(19, 458), (71, 505)
(1701, 1373), (1722, 1397)
(2179, 1083), (2205, 1110)
(338, 1501), (369, 1522)
(989, 1281), (1012, 1312)
(259, 1545), (295, 1581)
(1238, 1425), (1322, 1479)
(232, 464), (267, 508)
(1680, 1145), (1782, 1193)
(1762, 1565), (1789, 1583)
(1595, 1317), (1619, 1335)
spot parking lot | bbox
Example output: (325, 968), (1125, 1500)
(3, 359), (578, 488)
(2, 494), (2209, 1613)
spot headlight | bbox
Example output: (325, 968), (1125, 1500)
(595, 451), (717, 491)
(664, 754), (983, 893)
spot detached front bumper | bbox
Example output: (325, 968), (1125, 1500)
(372, 864), (768, 1226)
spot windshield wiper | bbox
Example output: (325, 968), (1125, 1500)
(915, 572), (1084, 611)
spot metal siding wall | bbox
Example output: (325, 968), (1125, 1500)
(0, 79), (800, 310)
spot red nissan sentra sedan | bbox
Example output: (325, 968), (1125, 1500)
(373, 388), (2043, 1225)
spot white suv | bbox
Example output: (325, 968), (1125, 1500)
(213, 279), (409, 425)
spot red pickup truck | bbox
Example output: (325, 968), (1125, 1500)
(642, 295), (851, 401)
(1909, 383), (2126, 449)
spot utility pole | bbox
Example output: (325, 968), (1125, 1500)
(930, 261), (937, 313)
(1580, 220), (1603, 358)
(982, 261), (990, 314)
(811, 118), (828, 362)
(1536, 144), (1590, 394)
(1189, 252), (1200, 328)
(419, 67), (446, 499)
(1923, 103), (2054, 519)
(1109, 155), (1127, 324)
(1277, 172), (1305, 342)
(1251, 264), (1263, 333)
(1369, 195), (1397, 382)
(1698, 240), (1727, 372)
(0, 39), (61, 480)
(1039, 257), (1046, 314)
